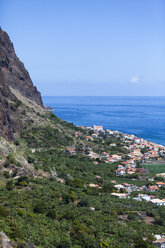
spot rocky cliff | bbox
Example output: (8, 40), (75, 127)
(0, 27), (43, 106)
(0, 70), (15, 140)
(0, 28), (44, 140)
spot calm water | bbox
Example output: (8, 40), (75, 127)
(43, 96), (165, 146)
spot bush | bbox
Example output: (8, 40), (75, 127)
(17, 209), (25, 216)
(47, 209), (56, 219)
(66, 178), (85, 188)
(4, 154), (16, 167)
(6, 180), (14, 190)
(128, 213), (138, 221)
(4, 160), (11, 168)
(77, 197), (89, 207)
(10, 224), (24, 240)
(134, 238), (151, 248)
(0, 205), (9, 217)
(14, 139), (20, 146)
(100, 241), (109, 248)
(16, 176), (29, 186)
(17, 242), (27, 248)
(27, 156), (35, 163)
(69, 191), (76, 202)
(18, 181), (29, 187)
(62, 210), (76, 221)
(62, 194), (71, 204)
(103, 183), (114, 193)
(15, 161), (22, 167)
(3, 171), (10, 178)
(33, 201), (47, 214)
(57, 239), (72, 248)
(15, 100), (22, 108)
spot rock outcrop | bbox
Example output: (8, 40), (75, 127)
(0, 27), (43, 140)
(0, 70), (15, 140)
(0, 27), (43, 106)
(0, 231), (16, 248)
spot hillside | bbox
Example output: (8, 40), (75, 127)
(0, 27), (43, 141)
(0, 29), (165, 248)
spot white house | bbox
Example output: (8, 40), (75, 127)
(154, 238), (165, 248)
(93, 125), (103, 132)
(149, 199), (165, 206)
(111, 193), (129, 199)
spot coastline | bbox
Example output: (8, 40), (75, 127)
(43, 96), (165, 147)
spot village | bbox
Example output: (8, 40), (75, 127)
(66, 124), (165, 167)
(65, 125), (165, 208)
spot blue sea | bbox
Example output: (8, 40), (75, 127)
(42, 96), (165, 146)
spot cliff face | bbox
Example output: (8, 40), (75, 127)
(0, 70), (15, 140)
(0, 27), (43, 106)
(0, 28), (44, 140)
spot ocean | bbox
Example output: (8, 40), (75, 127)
(42, 96), (165, 146)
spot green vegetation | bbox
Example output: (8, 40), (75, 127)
(142, 163), (165, 174)
(0, 112), (164, 247)
(0, 176), (162, 248)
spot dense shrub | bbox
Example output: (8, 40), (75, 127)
(3, 171), (10, 178)
(77, 197), (89, 207)
(47, 209), (56, 219)
(57, 239), (72, 248)
(33, 201), (47, 214)
(16, 176), (29, 186)
(10, 224), (24, 240)
(6, 180), (14, 190)
(17, 209), (25, 216)
(0, 205), (9, 217)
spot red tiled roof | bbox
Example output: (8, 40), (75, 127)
(67, 147), (73, 151)
(149, 185), (159, 190)
(156, 182), (165, 186)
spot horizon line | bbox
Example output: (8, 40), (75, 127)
(42, 95), (165, 97)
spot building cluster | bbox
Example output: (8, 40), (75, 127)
(75, 125), (165, 176)
(65, 125), (165, 209)
(66, 125), (165, 181)
(115, 164), (149, 176)
(134, 194), (165, 206)
(111, 181), (165, 206)
(115, 134), (165, 176)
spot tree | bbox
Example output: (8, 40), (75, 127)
(47, 208), (56, 219)
(69, 191), (76, 202)
(134, 238), (151, 248)
(57, 239), (71, 248)
(33, 201), (47, 214)
(0, 205), (9, 217)
(77, 197), (89, 207)
(103, 183), (114, 193)
(6, 180), (14, 190)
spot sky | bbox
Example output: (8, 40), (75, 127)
(0, 0), (165, 96)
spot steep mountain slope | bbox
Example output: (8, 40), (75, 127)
(0, 27), (43, 106)
(0, 69), (16, 140)
(0, 28), (43, 140)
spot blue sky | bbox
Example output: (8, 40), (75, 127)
(1, 0), (165, 96)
